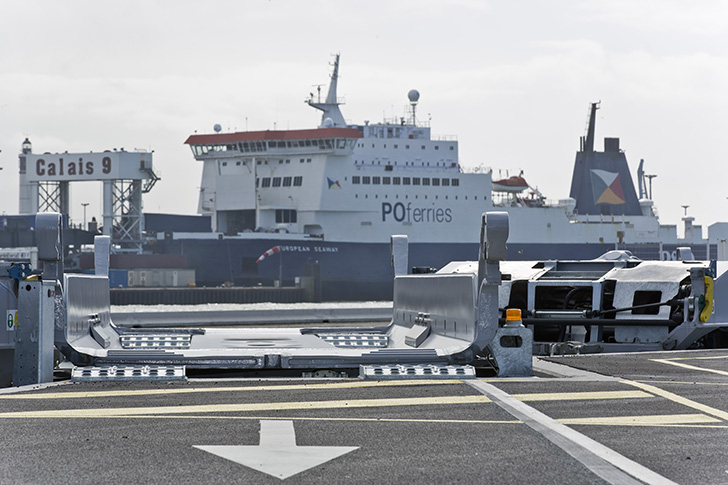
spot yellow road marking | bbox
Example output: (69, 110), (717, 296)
(637, 380), (728, 387)
(0, 379), (460, 400)
(622, 380), (728, 422)
(651, 359), (728, 377)
(94, 415), (522, 424)
(558, 413), (721, 427)
(513, 390), (652, 402)
(0, 394), (492, 419)
(656, 355), (728, 361)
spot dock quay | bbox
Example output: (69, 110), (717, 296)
(2, 350), (728, 484)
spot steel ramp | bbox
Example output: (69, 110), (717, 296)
(59, 271), (490, 371)
(52, 212), (531, 378)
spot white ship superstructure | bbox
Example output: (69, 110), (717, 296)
(189, 55), (698, 256)
(191, 55), (494, 245)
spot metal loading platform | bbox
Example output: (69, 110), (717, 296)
(11, 211), (531, 384)
(6, 209), (728, 387)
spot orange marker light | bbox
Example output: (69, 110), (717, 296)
(506, 308), (522, 321)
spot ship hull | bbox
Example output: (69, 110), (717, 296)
(152, 237), (717, 301)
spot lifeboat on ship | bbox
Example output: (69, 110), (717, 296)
(492, 174), (529, 193)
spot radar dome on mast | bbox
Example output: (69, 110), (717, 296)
(407, 89), (420, 125)
(213, 124), (222, 133)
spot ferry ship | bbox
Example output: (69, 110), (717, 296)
(151, 55), (721, 300)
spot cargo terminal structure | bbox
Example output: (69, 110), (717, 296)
(9, 139), (196, 288)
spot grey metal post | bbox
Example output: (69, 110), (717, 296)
(390, 235), (409, 276)
(36, 212), (63, 284)
(478, 211), (533, 377)
(13, 212), (62, 386)
(475, 212), (509, 352)
(94, 235), (111, 277)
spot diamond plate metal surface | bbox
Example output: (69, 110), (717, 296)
(359, 364), (475, 379)
(319, 333), (388, 348)
(71, 365), (186, 381)
(120, 334), (192, 349)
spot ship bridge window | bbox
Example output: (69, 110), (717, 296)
(272, 177), (282, 187)
(383, 177), (391, 185)
(283, 177), (292, 187)
(222, 162), (228, 167)
(352, 176), (361, 184)
(403, 177), (410, 185)
(373, 176), (381, 184)
(275, 209), (297, 224)
(413, 178), (421, 186)
(363, 176), (371, 185)
(432, 178), (440, 186)
(451, 179), (459, 187)
(393, 177), (401, 185)
(241, 141), (267, 152)
(300, 158), (305, 163)
(422, 178), (430, 186)
(307, 158), (312, 163)
(442, 179), (449, 186)
(293, 176), (303, 186)
(261, 177), (271, 188)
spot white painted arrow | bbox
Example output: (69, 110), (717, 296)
(194, 420), (358, 480)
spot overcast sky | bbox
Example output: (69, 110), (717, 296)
(1, 1), (727, 235)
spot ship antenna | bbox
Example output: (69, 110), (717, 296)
(407, 89), (420, 126)
(306, 54), (346, 127)
(645, 174), (657, 200)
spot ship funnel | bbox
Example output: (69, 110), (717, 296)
(568, 102), (641, 216)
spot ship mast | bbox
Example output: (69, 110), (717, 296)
(307, 54), (347, 128)
(581, 101), (600, 153)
